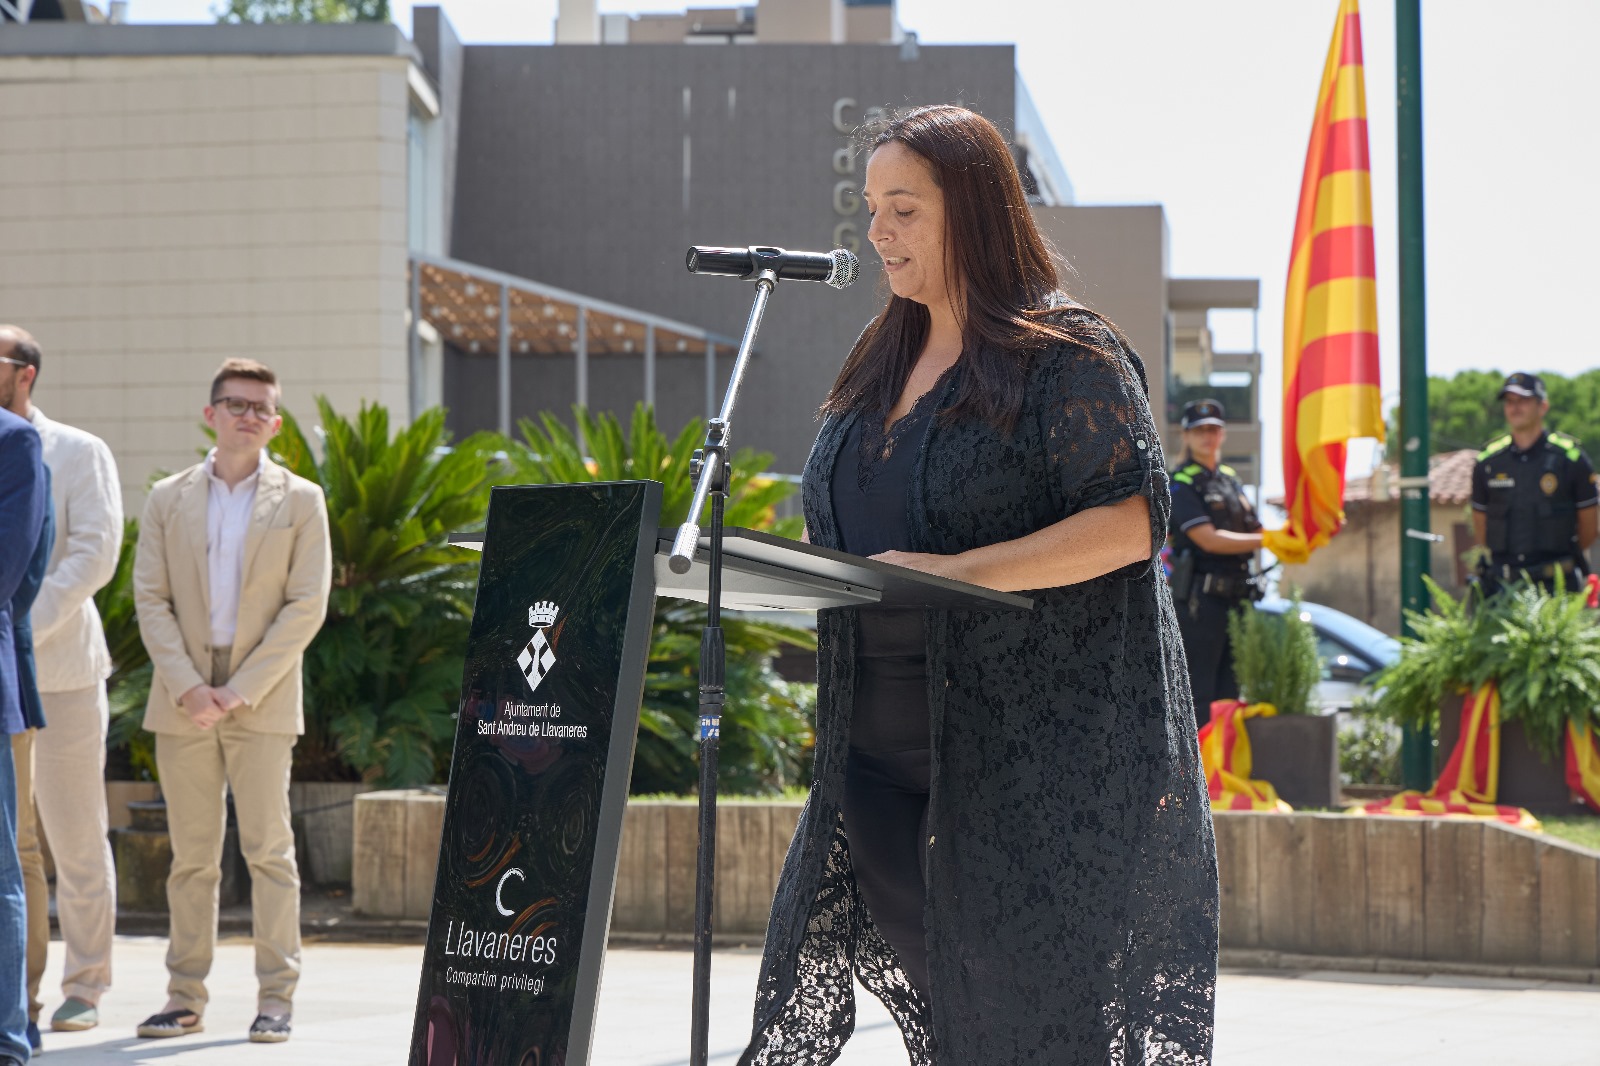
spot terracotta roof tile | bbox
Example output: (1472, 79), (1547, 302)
(1267, 449), (1478, 508)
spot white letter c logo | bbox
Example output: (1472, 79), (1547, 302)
(495, 868), (525, 917)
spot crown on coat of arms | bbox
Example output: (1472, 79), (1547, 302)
(529, 601), (560, 628)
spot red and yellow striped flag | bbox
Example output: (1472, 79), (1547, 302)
(1281, 0), (1385, 555)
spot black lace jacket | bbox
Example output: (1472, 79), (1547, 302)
(739, 316), (1219, 1065)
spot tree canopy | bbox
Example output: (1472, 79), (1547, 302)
(1386, 367), (1600, 456)
(214, 0), (389, 23)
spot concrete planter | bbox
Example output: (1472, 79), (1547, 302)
(110, 798), (249, 912)
(351, 788), (446, 920)
(1249, 713), (1340, 808)
(289, 781), (377, 886)
(1437, 694), (1582, 813)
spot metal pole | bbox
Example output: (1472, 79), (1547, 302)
(1396, 0), (1433, 789)
(576, 309), (589, 411)
(408, 261), (423, 422)
(669, 270), (780, 1066)
(497, 283), (511, 437)
(644, 324), (656, 411)
(704, 339), (716, 421)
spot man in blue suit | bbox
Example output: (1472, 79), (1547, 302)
(0, 405), (47, 1065)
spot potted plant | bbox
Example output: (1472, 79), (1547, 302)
(1226, 594), (1338, 807)
(1376, 576), (1600, 811)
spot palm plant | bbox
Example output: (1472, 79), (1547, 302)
(511, 403), (816, 794)
(514, 403), (803, 536)
(271, 400), (513, 785)
(97, 519), (156, 780)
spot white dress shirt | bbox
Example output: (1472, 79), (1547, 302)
(204, 449), (263, 648)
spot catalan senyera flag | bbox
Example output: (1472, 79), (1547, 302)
(1356, 683), (1541, 830)
(1281, 0), (1385, 555)
(1197, 700), (1292, 813)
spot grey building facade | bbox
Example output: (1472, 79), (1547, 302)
(423, 21), (1058, 473)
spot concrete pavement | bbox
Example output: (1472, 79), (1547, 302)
(25, 936), (1598, 1064)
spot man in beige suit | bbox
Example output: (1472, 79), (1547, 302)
(132, 359), (330, 1045)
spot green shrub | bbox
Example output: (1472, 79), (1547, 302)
(1372, 576), (1494, 733)
(1228, 596), (1320, 715)
(1484, 579), (1600, 760)
(1375, 576), (1600, 761)
(1338, 697), (1402, 786)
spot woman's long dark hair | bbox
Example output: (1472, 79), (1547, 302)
(821, 105), (1126, 433)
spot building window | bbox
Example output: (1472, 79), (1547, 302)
(408, 105), (442, 255)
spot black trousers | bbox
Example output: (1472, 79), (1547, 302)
(842, 746), (931, 993)
(1176, 591), (1242, 731)
(843, 613), (932, 993)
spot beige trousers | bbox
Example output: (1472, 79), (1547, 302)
(35, 683), (116, 1004)
(9, 730), (44, 1023)
(154, 647), (300, 1015)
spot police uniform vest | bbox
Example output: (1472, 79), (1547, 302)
(1477, 430), (1587, 568)
(1169, 461), (1261, 576)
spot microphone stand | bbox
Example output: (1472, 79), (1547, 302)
(667, 267), (779, 1066)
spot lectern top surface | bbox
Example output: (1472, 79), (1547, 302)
(658, 526), (1034, 611)
(448, 527), (1033, 612)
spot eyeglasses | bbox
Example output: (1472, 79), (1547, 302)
(211, 396), (278, 420)
(0, 357), (31, 369)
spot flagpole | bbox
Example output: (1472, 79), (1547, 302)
(1396, 0), (1433, 789)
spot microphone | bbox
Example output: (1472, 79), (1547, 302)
(686, 245), (858, 290)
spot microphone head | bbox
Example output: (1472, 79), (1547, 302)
(826, 248), (859, 290)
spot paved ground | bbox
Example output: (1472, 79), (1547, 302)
(27, 936), (1599, 1064)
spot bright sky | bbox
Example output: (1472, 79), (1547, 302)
(126, 0), (1599, 497)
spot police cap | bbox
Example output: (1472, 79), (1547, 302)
(1497, 372), (1547, 401)
(1181, 399), (1227, 429)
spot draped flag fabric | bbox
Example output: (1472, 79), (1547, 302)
(1356, 683), (1541, 829)
(1197, 700), (1292, 812)
(1281, 0), (1385, 555)
(1566, 721), (1600, 814)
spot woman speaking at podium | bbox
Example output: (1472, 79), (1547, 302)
(739, 105), (1217, 1065)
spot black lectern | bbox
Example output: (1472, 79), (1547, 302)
(410, 482), (1032, 1066)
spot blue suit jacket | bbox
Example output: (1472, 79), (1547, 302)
(0, 409), (47, 737)
(12, 465), (53, 731)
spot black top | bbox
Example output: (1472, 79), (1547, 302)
(828, 395), (937, 752)
(831, 401), (934, 559)
(1168, 459), (1261, 574)
(1472, 429), (1599, 568)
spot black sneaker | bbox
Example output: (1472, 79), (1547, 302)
(248, 1012), (292, 1043)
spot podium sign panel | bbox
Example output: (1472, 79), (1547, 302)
(410, 483), (661, 1065)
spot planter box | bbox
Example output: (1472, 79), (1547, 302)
(289, 781), (376, 887)
(1437, 694), (1581, 813)
(351, 788), (446, 920)
(1249, 714), (1340, 808)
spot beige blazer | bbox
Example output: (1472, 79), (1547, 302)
(134, 457), (331, 736)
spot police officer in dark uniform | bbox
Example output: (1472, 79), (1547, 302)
(1168, 399), (1266, 729)
(1472, 372), (1598, 594)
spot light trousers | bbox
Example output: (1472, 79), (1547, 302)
(34, 683), (116, 1005)
(154, 647), (300, 1015)
(8, 731), (43, 1024)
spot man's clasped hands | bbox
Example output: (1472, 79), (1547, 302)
(177, 684), (246, 730)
